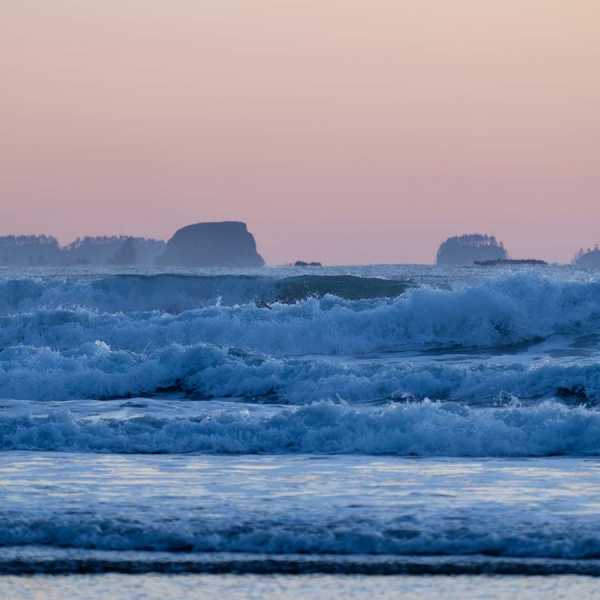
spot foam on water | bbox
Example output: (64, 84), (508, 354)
(0, 270), (600, 407)
(2, 339), (600, 402)
(1, 400), (599, 456)
(1, 273), (600, 356)
(2, 266), (600, 568)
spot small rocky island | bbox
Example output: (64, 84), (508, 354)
(0, 222), (264, 268)
(157, 221), (265, 268)
(475, 259), (547, 267)
(574, 247), (600, 268)
(436, 234), (508, 266)
(294, 261), (323, 268)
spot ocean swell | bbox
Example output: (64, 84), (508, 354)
(0, 274), (411, 314)
(1, 273), (600, 357)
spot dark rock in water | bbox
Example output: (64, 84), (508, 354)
(158, 222), (265, 268)
(294, 261), (323, 267)
(475, 259), (547, 267)
(437, 234), (508, 266)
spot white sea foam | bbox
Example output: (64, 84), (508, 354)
(0, 270), (600, 448)
(1, 340), (600, 402)
(1, 273), (600, 357)
(2, 266), (600, 568)
(1, 400), (599, 456)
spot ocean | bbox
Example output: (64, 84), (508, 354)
(2, 263), (600, 597)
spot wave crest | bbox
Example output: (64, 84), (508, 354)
(1, 401), (599, 456)
(0, 274), (411, 314)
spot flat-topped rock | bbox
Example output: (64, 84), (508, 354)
(475, 259), (547, 267)
(294, 261), (323, 267)
(158, 222), (265, 268)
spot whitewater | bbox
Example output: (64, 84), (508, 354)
(4, 263), (600, 576)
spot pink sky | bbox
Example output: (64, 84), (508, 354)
(2, 1), (599, 264)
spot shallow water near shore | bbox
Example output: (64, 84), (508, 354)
(1, 574), (599, 600)
(1, 453), (600, 567)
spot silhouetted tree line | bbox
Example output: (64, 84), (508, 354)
(574, 246), (600, 267)
(436, 233), (508, 266)
(0, 235), (165, 266)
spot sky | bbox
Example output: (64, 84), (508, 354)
(1, 1), (599, 264)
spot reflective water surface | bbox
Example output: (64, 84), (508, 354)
(1, 574), (599, 600)
(1, 454), (600, 562)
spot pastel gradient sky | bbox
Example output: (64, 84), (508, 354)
(2, 1), (599, 264)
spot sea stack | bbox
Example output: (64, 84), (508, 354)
(157, 221), (265, 267)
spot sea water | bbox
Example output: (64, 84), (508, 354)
(2, 264), (600, 597)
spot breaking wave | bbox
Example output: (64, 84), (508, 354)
(5, 266), (600, 570)
(0, 273), (599, 356)
(0, 272), (600, 401)
(1, 341), (600, 403)
(1, 400), (600, 456)
(0, 274), (411, 314)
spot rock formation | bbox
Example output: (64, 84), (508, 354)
(157, 222), (265, 268)
(436, 234), (508, 266)
(475, 259), (547, 267)
(294, 261), (322, 267)
(574, 247), (600, 268)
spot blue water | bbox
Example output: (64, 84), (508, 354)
(2, 263), (600, 575)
